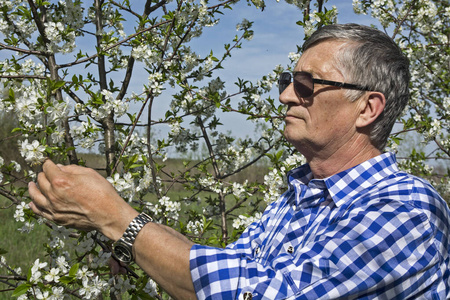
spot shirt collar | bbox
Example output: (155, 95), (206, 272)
(287, 152), (399, 207)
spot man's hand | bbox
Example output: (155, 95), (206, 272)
(28, 159), (196, 299)
(28, 159), (138, 241)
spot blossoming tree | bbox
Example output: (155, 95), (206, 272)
(0, 0), (448, 299)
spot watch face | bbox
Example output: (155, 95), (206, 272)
(113, 243), (133, 264)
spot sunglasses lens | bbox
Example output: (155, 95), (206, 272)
(294, 72), (314, 98)
(278, 72), (292, 94)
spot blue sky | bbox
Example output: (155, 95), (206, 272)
(192, 0), (374, 81)
(148, 0), (381, 139)
(196, 0), (378, 78)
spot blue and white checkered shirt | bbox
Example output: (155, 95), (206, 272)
(190, 152), (450, 299)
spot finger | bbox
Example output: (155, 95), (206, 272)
(28, 182), (51, 213)
(55, 162), (89, 175)
(32, 170), (54, 202)
(41, 159), (64, 182)
(28, 198), (50, 220)
(28, 181), (46, 206)
(29, 202), (47, 218)
(28, 201), (39, 214)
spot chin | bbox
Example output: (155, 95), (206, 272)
(284, 133), (303, 147)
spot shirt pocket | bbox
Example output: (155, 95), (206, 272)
(283, 256), (339, 294)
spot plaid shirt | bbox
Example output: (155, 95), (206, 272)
(190, 152), (450, 299)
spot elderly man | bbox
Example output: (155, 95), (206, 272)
(29, 23), (449, 299)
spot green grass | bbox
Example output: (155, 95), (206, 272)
(0, 196), (50, 299)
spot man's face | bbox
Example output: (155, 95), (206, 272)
(280, 40), (364, 159)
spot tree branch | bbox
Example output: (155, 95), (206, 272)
(0, 43), (45, 56)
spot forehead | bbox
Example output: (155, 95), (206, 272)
(295, 40), (346, 77)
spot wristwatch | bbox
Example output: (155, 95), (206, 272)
(112, 212), (153, 264)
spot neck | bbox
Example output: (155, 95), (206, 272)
(302, 136), (382, 179)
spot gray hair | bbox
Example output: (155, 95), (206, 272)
(303, 23), (410, 150)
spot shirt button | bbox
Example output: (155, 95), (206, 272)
(255, 247), (260, 255)
(287, 246), (294, 254)
(243, 292), (253, 300)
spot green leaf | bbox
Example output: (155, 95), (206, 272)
(12, 283), (31, 298)
(8, 88), (15, 99)
(0, 248), (7, 255)
(59, 275), (75, 284)
(27, 266), (32, 282)
(69, 263), (79, 277)
(129, 163), (143, 169)
(136, 291), (156, 300)
(53, 80), (66, 90)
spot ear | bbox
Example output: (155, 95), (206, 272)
(356, 92), (386, 128)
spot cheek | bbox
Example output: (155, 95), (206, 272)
(309, 105), (334, 130)
(310, 101), (351, 133)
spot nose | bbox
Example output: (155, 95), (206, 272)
(279, 82), (302, 106)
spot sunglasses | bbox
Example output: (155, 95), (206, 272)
(278, 71), (372, 98)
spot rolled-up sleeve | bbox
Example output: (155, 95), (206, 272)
(190, 244), (295, 299)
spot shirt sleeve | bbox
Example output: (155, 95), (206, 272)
(189, 197), (444, 300)
(189, 209), (298, 300)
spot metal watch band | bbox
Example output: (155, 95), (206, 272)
(121, 212), (153, 244)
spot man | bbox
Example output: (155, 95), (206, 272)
(29, 23), (449, 299)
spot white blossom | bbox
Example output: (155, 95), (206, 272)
(187, 220), (204, 235)
(17, 295), (28, 300)
(427, 118), (442, 139)
(107, 172), (135, 201)
(199, 176), (223, 194)
(137, 166), (161, 194)
(143, 279), (158, 297)
(232, 212), (262, 229)
(79, 275), (107, 299)
(44, 268), (60, 283)
(18, 220), (35, 233)
(11, 160), (21, 172)
(49, 225), (73, 249)
(15, 94), (39, 121)
(30, 259), (48, 284)
(55, 256), (69, 273)
(263, 169), (285, 204)
(91, 251), (111, 269)
(76, 265), (94, 285)
(75, 233), (96, 253)
(69, 121), (99, 149)
(147, 73), (164, 95)
(158, 196), (181, 220)
(232, 181), (250, 199)
(51, 286), (65, 299)
(13, 201), (27, 222)
(35, 289), (51, 300)
(109, 276), (135, 296)
(131, 44), (156, 62)
(19, 139), (46, 165)
(288, 52), (301, 63)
